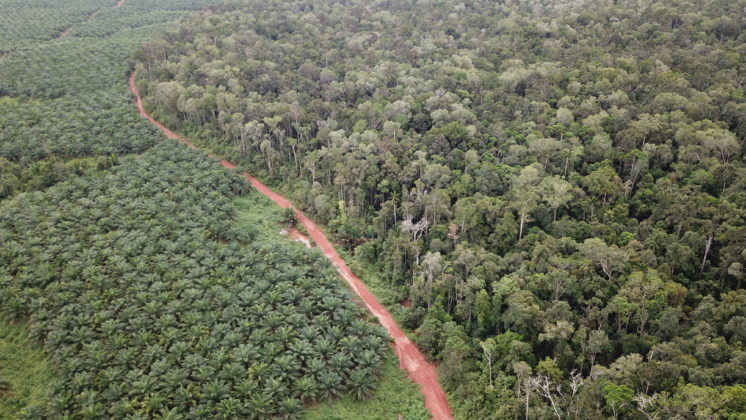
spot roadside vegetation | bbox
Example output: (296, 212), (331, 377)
(303, 354), (430, 420)
(233, 188), (431, 420)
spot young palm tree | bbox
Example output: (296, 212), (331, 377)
(288, 339), (314, 362)
(233, 343), (260, 363)
(217, 397), (241, 419)
(0, 144), (389, 417)
(248, 392), (273, 419)
(272, 355), (301, 381)
(292, 376), (318, 402)
(203, 379), (229, 401)
(317, 371), (344, 401)
(313, 337), (334, 360)
(348, 368), (376, 400)
(233, 378), (259, 398)
(278, 397), (303, 420)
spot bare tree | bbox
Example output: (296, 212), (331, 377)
(633, 393), (659, 420)
(524, 370), (587, 420)
(565, 370), (584, 419)
(526, 375), (562, 420)
(401, 215), (429, 241)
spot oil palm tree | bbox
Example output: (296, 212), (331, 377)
(348, 368), (376, 400)
(278, 397), (303, 420)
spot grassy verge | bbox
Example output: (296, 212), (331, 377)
(233, 192), (285, 240)
(0, 323), (52, 419)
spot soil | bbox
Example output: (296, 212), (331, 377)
(115, 0), (126, 6)
(58, 27), (72, 38)
(281, 227), (313, 248)
(129, 72), (454, 420)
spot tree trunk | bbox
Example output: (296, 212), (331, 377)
(519, 213), (525, 240)
(564, 154), (570, 178)
(487, 357), (493, 389)
(291, 144), (299, 176)
(700, 235), (712, 274)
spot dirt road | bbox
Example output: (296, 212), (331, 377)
(129, 72), (453, 420)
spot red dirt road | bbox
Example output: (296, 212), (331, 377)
(129, 72), (454, 420)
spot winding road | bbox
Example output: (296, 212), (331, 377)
(129, 72), (454, 420)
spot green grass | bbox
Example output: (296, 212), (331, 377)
(233, 192), (285, 241)
(0, 323), (52, 419)
(233, 192), (429, 419)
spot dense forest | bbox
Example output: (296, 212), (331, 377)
(136, 0), (746, 418)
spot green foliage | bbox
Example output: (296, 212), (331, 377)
(603, 383), (634, 417)
(0, 0), (421, 417)
(536, 358), (563, 383)
(0, 145), (389, 417)
(0, 0), (225, 194)
(303, 353), (428, 420)
(723, 385), (746, 417)
(0, 155), (113, 199)
(281, 207), (298, 227)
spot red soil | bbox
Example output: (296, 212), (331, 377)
(129, 72), (453, 420)
(284, 227), (313, 248)
(115, 0), (125, 6)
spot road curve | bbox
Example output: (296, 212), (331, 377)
(129, 72), (454, 420)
